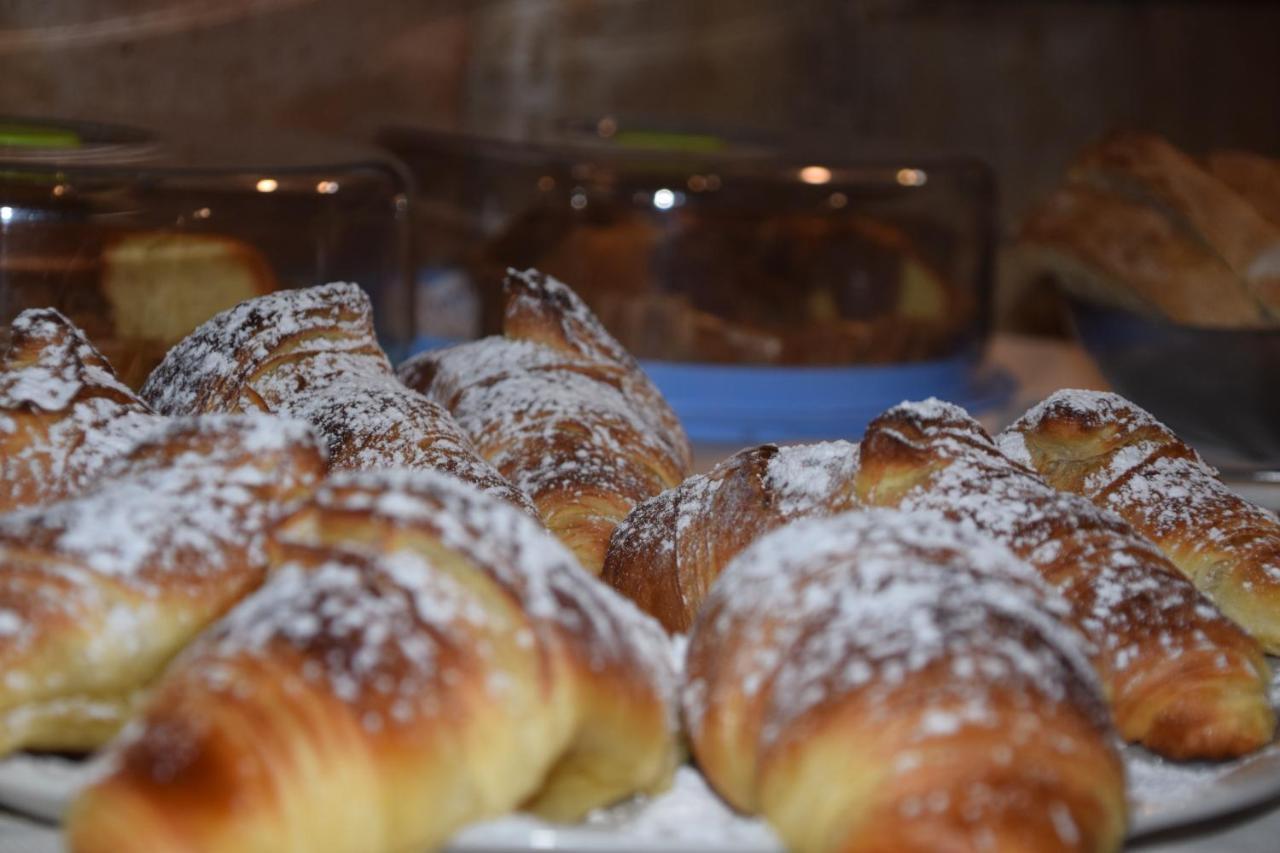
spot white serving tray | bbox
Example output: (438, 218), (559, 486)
(4, 725), (1280, 850)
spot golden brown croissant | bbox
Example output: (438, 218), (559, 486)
(858, 399), (1273, 760)
(999, 389), (1280, 654)
(0, 413), (325, 756)
(685, 509), (1126, 853)
(1208, 149), (1280, 231)
(399, 269), (691, 573)
(1068, 132), (1280, 318)
(0, 309), (161, 512)
(1016, 132), (1280, 327)
(68, 468), (678, 853)
(140, 282), (534, 513)
(602, 440), (860, 633)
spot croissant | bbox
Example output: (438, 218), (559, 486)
(685, 508), (1126, 853)
(399, 269), (691, 573)
(68, 468), (678, 853)
(858, 399), (1273, 760)
(140, 282), (534, 513)
(1016, 132), (1280, 326)
(0, 413), (325, 756)
(999, 389), (1280, 654)
(0, 309), (160, 512)
(602, 440), (860, 632)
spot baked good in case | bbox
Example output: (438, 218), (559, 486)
(98, 231), (279, 389)
(859, 399), (1273, 760)
(1207, 149), (1280, 232)
(1017, 132), (1280, 327)
(68, 469), (677, 853)
(602, 441), (860, 632)
(0, 309), (160, 512)
(0, 414), (325, 756)
(399, 269), (691, 573)
(685, 509), (1125, 853)
(141, 282), (534, 514)
(1000, 389), (1280, 654)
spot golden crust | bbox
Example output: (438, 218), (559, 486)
(684, 510), (1125, 853)
(1017, 132), (1280, 326)
(1070, 132), (1280, 317)
(399, 270), (690, 573)
(503, 268), (691, 468)
(0, 414), (325, 756)
(860, 399), (1273, 760)
(140, 283), (534, 514)
(0, 309), (161, 512)
(68, 469), (677, 853)
(1001, 389), (1280, 655)
(1019, 183), (1264, 326)
(602, 441), (860, 632)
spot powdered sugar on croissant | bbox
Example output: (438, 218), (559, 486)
(1000, 389), (1280, 653)
(1, 309), (161, 511)
(400, 270), (690, 573)
(686, 509), (1124, 852)
(141, 283), (534, 514)
(860, 398), (1273, 760)
(69, 469), (678, 853)
(603, 441), (860, 632)
(0, 413), (326, 756)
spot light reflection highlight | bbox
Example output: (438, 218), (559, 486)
(799, 165), (832, 185)
(896, 168), (927, 187)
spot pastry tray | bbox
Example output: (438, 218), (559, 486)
(2, 662), (1280, 850)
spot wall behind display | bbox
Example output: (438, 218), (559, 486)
(3, 1), (1277, 245)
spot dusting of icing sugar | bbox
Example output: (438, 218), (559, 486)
(1, 310), (136, 411)
(993, 429), (1031, 468)
(138, 283), (531, 510)
(0, 414), (323, 651)
(1007, 389), (1175, 439)
(580, 765), (777, 845)
(141, 283), (384, 416)
(684, 508), (1104, 748)
(604, 441), (862, 632)
(0, 609), (22, 637)
(287, 378), (536, 515)
(443, 764), (779, 849)
(502, 268), (690, 468)
(895, 396), (971, 423)
(195, 554), (489, 715)
(0, 413), (323, 746)
(1002, 391), (1280, 596)
(764, 441), (860, 516)
(1, 309), (161, 510)
(869, 400), (1259, 705)
(270, 468), (678, 726)
(408, 336), (682, 513)
(999, 390), (1197, 492)
(1105, 454), (1280, 585)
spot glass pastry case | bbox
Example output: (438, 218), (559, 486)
(0, 116), (411, 387)
(382, 118), (1007, 443)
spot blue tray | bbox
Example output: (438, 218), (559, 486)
(406, 336), (1014, 445)
(640, 356), (1013, 444)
